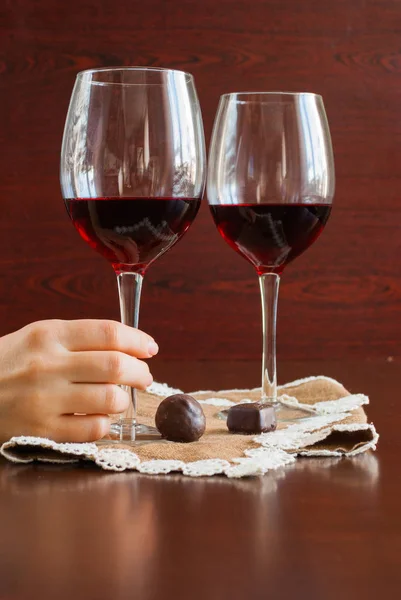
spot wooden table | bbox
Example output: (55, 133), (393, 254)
(0, 359), (399, 600)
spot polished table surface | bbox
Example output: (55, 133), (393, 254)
(0, 359), (399, 600)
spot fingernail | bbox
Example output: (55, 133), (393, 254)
(148, 339), (159, 356)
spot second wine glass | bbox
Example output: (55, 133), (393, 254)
(208, 92), (335, 418)
(61, 67), (206, 442)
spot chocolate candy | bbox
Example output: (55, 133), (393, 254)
(155, 394), (206, 443)
(227, 402), (277, 434)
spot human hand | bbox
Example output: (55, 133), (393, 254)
(0, 319), (158, 443)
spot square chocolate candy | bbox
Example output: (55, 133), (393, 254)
(227, 402), (277, 434)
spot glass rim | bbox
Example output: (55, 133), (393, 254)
(220, 91), (323, 102)
(76, 66), (194, 86)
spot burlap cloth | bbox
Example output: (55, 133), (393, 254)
(0, 376), (378, 478)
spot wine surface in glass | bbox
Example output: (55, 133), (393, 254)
(65, 197), (201, 273)
(209, 203), (331, 275)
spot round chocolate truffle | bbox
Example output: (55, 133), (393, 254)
(155, 394), (206, 443)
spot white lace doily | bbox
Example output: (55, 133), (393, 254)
(0, 377), (378, 478)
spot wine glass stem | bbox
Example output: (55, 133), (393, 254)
(116, 272), (143, 429)
(259, 273), (280, 403)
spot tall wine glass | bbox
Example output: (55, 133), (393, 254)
(61, 67), (206, 441)
(208, 92), (334, 418)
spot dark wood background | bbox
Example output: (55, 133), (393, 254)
(1, 0), (400, 364)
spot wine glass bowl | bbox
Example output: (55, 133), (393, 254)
(208, 92), (334, 413)
(61, 67), (205, 276)
(61, 67), (206, 442)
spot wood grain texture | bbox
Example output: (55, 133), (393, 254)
(1, 0), (400, 360)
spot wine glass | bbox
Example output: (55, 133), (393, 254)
(60, 67), (206, 442)
(207, 92), (334, 419)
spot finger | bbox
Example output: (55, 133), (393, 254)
(65, 351), (153, 389)
(60, 383), (130, 416)
(52, 415), (111, 443)
(58, 320), (159, 358)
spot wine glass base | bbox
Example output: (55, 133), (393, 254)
(216, 402), (314, 424)
(273, 402), (315, 423)
(104, 419), (162, 443)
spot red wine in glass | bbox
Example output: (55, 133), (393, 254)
(209, 203), (331, 275)
(65, 197), (201, 274)
(60, 67), (206, 442)
(207, 92), (335, 417)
